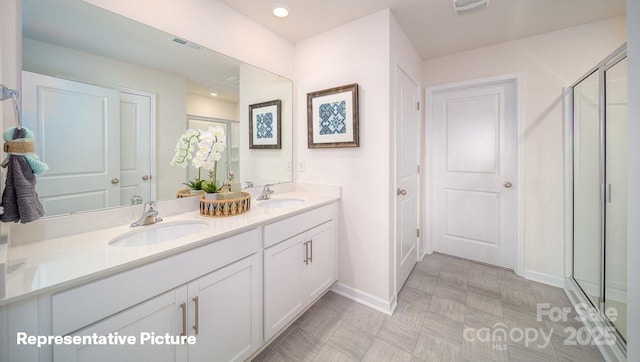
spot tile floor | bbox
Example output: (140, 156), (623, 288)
(252, 252), (606, 361)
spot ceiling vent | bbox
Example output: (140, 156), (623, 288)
(169, 36), (202, 50)
(453, 0), (489, 15)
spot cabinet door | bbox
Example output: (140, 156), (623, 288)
(54, 287), (188, 362)
(188, 254), (261, 362)
(305, 222), (336, 301)
(263, 233), (306, 340)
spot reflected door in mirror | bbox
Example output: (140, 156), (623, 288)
(22, 71), (154, 216)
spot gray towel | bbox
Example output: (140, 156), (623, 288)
(0, 128), (45, 223)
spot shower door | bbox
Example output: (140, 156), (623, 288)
(572, 70), (601, 309)
(570, 44), (627, 354)
(604, 56), (628, 342)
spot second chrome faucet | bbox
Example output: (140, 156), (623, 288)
(256, 184), (274, 201)
(130, 201), (163, 227)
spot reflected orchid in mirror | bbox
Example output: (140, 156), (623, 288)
(171, 126), (226, 192)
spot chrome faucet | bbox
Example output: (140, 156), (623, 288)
(130, 201), (163, 227)
(257, 184), (274, 200)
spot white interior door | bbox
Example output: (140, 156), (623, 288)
(431, 80), (516, 269)
(396, 68), (419, 293)
(22, 71), (120, 216)
(119, 91), (153, 205)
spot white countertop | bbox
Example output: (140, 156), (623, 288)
(1, 188), (339, 306)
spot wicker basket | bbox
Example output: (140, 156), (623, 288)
(176, 189), (205, 198)
(199, 192), (252, 217)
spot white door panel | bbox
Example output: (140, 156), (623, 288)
(432, 81), (516, 269)
(120, 92), (153, 205)
(396, 68), (419, 293)
(22, 71), (120, 215)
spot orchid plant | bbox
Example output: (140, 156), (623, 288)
(170, 126), (226, 193)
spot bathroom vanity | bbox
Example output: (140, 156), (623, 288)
(0, 185), (340, 362)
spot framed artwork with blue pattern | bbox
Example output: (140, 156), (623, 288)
(307, 83), (359, 148)
(249, 99), (281, 149)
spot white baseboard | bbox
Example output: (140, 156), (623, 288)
(330, 282), (396, 316)
(523, 269), (565, 288)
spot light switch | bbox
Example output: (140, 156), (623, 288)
(298, 160), (305, 172)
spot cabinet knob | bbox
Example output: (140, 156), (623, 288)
(142, 175), (150, 181)
(111, 178), (120, 184)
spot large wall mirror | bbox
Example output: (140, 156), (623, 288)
(21, 0), (293, 217)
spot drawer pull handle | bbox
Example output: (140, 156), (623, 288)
(193, 296), (200, 335)
(180, 302), (187, 337)
(303, 241), (309, 265)
(308, 239), (313, 263)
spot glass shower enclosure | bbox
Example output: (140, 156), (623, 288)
(567, 44), (627, 358)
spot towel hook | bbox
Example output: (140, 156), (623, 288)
(0, 84), (22, 130)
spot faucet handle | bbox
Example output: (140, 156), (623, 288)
(144, 201), (157, 212)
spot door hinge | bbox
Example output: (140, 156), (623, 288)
(417, 228), (420, 238)
(416, 102), (420, 111)
(417, 165), (420, 174)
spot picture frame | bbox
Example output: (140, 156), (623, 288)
(249, 99), (281, 149)
(307, 83), (359, 148)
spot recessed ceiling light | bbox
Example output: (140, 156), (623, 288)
(272, 4), (290, 18)
(210, 92), (218, 97)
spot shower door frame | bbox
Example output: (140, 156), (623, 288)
(564, 43), (627, 360)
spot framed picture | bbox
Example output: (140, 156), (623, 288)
(307, 83), (359, 148)
(249, 100), (281, 149)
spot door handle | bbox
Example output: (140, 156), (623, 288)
(142, 175), (150, 181)
(397, 188), (407, 196)
(111, 178), (120, 184)
(503, 181), (512, 188)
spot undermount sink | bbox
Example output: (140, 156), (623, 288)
(257, 198), (305, 209)
(109, 220), (209, 247)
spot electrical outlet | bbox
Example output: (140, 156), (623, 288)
(298, 160), (305, 172)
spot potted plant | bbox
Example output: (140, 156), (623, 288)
(171, 126), (226, 199)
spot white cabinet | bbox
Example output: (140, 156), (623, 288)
(264, 206), (337, 340)
(263, 233), (306, 339)
(305, 223), (335, 301)
(55, 254), (261, 362)
(187, 254), (261, 362)
(54, 287), (188, 362)
(51, 229), (262, 362)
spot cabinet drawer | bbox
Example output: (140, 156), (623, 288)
(263, 204), (335, 248)
(52, 228), (260, 336)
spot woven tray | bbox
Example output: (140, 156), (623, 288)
(199, 192), (251, 217)
(176, 189), (205, 198)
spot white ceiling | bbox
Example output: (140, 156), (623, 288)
(218, 0), (626, 60)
